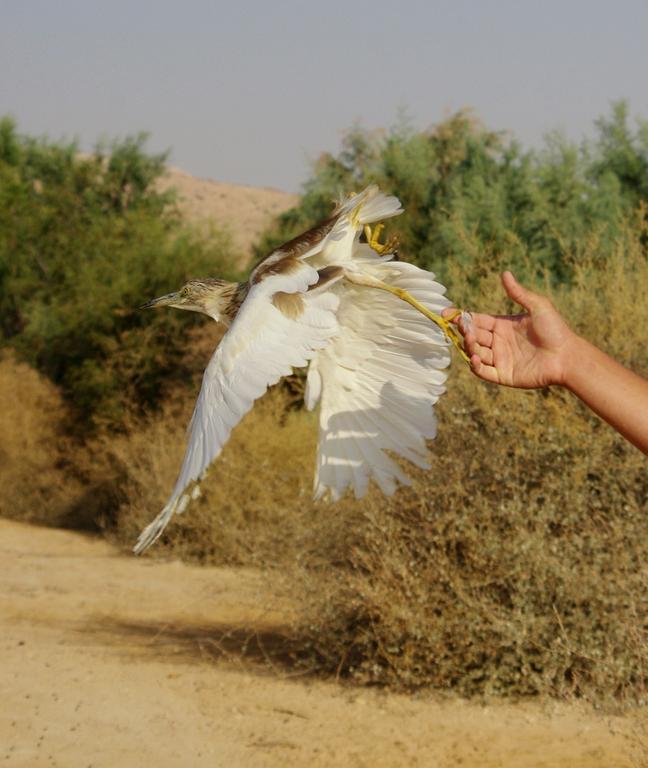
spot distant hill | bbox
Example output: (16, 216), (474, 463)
(158, 167), (297, 267)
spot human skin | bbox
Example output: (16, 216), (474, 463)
(443, 271), (648, 455)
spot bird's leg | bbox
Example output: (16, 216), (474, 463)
(344, 271), (469, 363)
(364, 223), (399, 255)
(382, 284), (469, 362)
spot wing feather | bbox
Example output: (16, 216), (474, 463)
(134, 262), (339, 553)
(311, 251), (452, 501)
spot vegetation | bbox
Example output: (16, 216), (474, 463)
(256, 100), (648, 288)
(292, 221), (648, 701)
(0, 117), (237, 427)
(111, 214), (648, 703)
(0, 106), (647, 703)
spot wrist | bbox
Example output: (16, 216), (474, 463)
(557, 331), (589, 390)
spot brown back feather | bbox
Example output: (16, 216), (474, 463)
(249, 213), (338, 285)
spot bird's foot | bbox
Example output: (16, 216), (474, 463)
(432, 309), (469, 361)
(364, 223), (398, 255)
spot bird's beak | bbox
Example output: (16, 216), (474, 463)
(139, 291), (182, 310)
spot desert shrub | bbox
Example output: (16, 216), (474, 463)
(0, 117), (238, 428)
(0, 322), (230, 531)
(291, 377), (647, 700)
(108, 381), (323, 563)
(0, 351), (88, 526)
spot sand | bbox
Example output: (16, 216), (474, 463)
(157, 167), (297, 265)
(1, 518), (644, 768)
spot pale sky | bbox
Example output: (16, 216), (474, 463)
(2, 0), (647, 192)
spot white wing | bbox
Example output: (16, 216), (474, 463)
(134, 262), (339, 553)
(306, 248), (451, 500)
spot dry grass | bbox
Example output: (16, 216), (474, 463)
(2, 215), (646, 703)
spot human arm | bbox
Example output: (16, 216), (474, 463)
(444, 271), (648, 454)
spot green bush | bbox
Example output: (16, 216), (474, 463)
(0, 118), (237, 428)
(255, 102), (648, 289)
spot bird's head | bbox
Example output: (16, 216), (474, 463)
(140, 279), (239, 322)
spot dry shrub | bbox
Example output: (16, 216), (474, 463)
(287, 218), (648, 702)
(558, 208), (648, 367)
(291, 375), (647, 701)
(0, 323), (227, 531)
(0, 351), (86, 526)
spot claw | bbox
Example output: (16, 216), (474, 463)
(364, 223), (398, 255)
(432, 313), (469, 362)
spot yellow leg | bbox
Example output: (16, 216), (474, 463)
(364, 223), (399, 256)
(374, 283), (470, 363)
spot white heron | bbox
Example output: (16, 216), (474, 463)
(134, 186), (466, 553)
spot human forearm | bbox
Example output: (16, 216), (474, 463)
(560, 333), (648, 454)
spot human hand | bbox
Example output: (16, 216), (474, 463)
(444, 271), (576, 389)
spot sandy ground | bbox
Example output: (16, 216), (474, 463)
(158, 167), (297, 264)
(1, 518), (645, 768)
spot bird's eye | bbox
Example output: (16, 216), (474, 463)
(181, 287), (189, 297)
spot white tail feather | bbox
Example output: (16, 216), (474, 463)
(337, 185), (403, 224)
(356, 191), (402, 224)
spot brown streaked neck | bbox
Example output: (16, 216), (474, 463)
(219, 281), (249, 325)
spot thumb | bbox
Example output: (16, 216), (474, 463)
(502, 271), (545, 312)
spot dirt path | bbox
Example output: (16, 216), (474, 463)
(0, 518), (644, 767)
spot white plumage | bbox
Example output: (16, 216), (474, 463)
(308, 249), (450, 501)
(134, 186), (455, 553)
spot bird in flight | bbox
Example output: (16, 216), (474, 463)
(134, 186), (466, 554)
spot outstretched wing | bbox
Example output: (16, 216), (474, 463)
(134, 262), (339, 553)
(306, 247), (451, 500)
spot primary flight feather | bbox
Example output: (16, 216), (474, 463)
(134, 186), (463, 554)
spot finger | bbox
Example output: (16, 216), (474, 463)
(442, 308), (496, 333)
(501, 271), (547, 313)
(471, 326), (493, 348)
(476, 345), (494, 366)
(470, 354), (500, 384)
(441, 307), (460, 323)
(464, 312), (496, 332)
(463, 331), (480, 357)
(465, 333), (494, 366)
